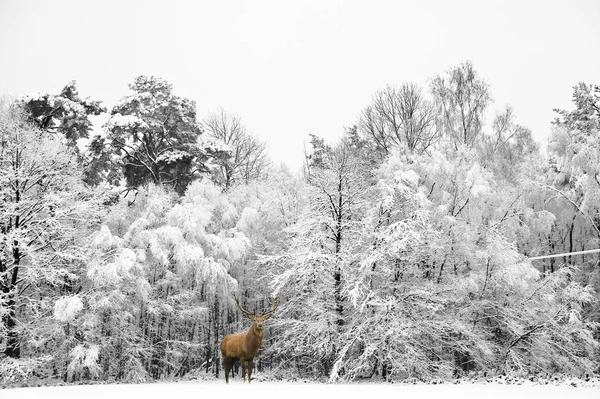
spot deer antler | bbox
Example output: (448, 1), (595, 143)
(235, 296), (256, 319)
(262, 297), (280, 319)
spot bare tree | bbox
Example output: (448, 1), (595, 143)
(203, 109), (270, 189)
(482, 105), (538, 167)
(430, 61), (492, 148)
(357, 83), (438, 155)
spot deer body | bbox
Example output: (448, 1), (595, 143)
(220, 297), (279, 384)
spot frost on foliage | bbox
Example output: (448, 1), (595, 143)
(156, 149), (192, 164)
(220, 203), (239, 229)
(167, 181), (221, 234)
(394, 169), (419, 191)
(212, 231), (251, 262)
(485, 238), (538, 290)
(562, 279), (597, 305)
(104, 113), (148, 131)
(498, 262), (540, 290)
(173, 242), (205, 274)
(579, 173), (600, 213)
(83, 224), (120, 251)
(465, 163), (491, 197)
(135, 279), (153, 301)
(167, 203), (212, 237)
(67, 344), (100, 377)
(182, 179), (222, 205)
(197, 257), (238, 295)
(87, 248), (139, 286)
(524, 209), (556, 236)
(568, 309), (582, 325)
(236, 207), (260, 234)
(0, 356), (52, 384)
(373, 179), (397, 212)
(53, 296), (84, 322)
(143, 189), (174, 224)
(198, 133), (231, 154)
(151, 225), (185, 261)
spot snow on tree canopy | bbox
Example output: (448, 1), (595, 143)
(465, 163), (492, 198)
(394, 169), (419, 190)
(236, 207), (259, 233)
(53, 296), (84, 323)
(104, 113), (148, 131)
(92, 225), (123, 250)
(68, 344), (100, 377)
(156, 149), (192, 164)
(87, 247), (139, 286)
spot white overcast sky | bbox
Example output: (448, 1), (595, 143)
(1, 0), (599, 171)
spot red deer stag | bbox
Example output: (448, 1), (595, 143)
(220, 296), (279, 383)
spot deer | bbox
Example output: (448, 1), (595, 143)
(220, 296), (279, 384)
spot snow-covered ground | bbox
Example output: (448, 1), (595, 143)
(5, 381), (599, 399)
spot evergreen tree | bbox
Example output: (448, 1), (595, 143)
(96, 76), (228, 194)
(20, 81), (106, 148)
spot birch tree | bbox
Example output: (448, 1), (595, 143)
(430, 61), (492, 148)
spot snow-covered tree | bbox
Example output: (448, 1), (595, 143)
(263, 138), (372, 376)
(329, 148), (598, 381)
(481, 105), (539, 181)
(203, 109), (270, 189)
(430, 61), (492, 148)
(93, 76), (229, 194)
(79, 180), (261, 380)
(20, 81), (106, 148)
(548, 83), (600, 243)
(0, 98), (103, 364)
(544, 82), (600, 336)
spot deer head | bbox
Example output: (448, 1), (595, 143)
(235, 296), (279, 331)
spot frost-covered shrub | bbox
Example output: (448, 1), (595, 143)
(67, 344), (100, 380)
(0, 356), (53, 385)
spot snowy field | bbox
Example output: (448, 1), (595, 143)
(5, 381), (599, 399)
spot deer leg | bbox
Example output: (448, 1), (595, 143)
(247, 359), (253, 384)
(241, 360), (247, 382)
(223, 358), (230, 384)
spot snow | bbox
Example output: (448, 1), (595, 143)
(5, 381), (599, 399)
(53, 296), (84, 322)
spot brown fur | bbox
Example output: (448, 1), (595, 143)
(220, 297), (278, 384)
(220, 319), (265, 383)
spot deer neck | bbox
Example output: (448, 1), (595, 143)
(246, 322), (264, 351)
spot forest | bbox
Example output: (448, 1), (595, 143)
(0, 61), (599, 385)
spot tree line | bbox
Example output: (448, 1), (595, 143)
(0, 61), (598, 384)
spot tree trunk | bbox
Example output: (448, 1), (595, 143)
(3, 296), (20, 358)
(3, 246), (21, 358)
(334, 179), (344, 327)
